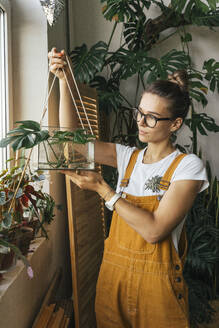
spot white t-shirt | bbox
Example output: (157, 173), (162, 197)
(115, 144), (209, 252)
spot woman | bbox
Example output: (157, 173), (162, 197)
(49, 48), (209, 328)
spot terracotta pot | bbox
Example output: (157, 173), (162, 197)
(24, 218), (40, 237)
(0, 250), (15, 271)
(18, 227), (34, 256)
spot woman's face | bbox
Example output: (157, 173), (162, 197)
(137, 92), (181, 144)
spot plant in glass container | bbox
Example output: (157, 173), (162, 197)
(0, 120), (96, 170)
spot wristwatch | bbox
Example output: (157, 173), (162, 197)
(105, 193), (121, 211)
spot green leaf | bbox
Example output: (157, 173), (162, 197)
(90, 76), (122, 114)
(108, 48), (150, 80)
(0, 135), (18, 148)
(70, 41), (108, 84)
(0, 121), (50, 151)
(11, 136), (27, 151)
(192, 9), (219, 27)
(0, 191), (6, 205)
(2, 212), (12, 229)
(171, 0), (188, 13)
(123, 14), (147, 51)
(210, 77), (216, 92)
(208, 0), (217, 10)
(15, 120), (41, 131)
(181, 33), (192, 42)
(101, 0), (151, 22)
(144, 49), (189, 83)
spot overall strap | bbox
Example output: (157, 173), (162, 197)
(120, 149), (141, 188)
(159, 153), (187, 191)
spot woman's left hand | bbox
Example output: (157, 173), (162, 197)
(60, 170), (110, 197)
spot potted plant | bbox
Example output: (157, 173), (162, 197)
(0, 161), (58, 278)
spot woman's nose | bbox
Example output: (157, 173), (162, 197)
(138, 116), (146, 126)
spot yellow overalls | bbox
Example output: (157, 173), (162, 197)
(95, 150), (190, 328)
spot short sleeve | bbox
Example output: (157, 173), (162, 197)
(115, 144), (137, 192)
(116, 144), (137, 174)
(171, 154), (209, 193)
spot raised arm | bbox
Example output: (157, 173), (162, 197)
(48, 48), (117, 168)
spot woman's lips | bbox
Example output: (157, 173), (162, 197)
(139, 130), (148, 135)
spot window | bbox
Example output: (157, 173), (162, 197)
(0, 1), (11, 171)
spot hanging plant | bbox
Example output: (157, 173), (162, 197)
(0, 121), (96, 170)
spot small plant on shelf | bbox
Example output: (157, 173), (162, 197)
(0, 161), (60, 278)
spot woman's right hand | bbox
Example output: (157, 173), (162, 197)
(48, 47), (69, 81)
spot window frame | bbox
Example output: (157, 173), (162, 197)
(0, 0), (12, 170)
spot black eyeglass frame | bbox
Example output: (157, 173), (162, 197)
(132, 107), (172, 128)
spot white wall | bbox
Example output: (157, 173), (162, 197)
(72, 0), (219, 178)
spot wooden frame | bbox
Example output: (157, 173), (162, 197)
(65, 83), (106, 328)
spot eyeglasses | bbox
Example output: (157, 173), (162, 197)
(132, 107), (172, 128)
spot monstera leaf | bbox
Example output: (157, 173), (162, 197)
(188, 73), (208, 107)
(108, 49), (152, 80)
(0, 120), (49, 151)
(123, 14), (147, 51)
(144, 49), (189, 83)
(101, 0), (151, 22)
(70, 41), (108, 84)
(90, 76), (123, 113)
(172, 0), (212, 14)
(171, 0), (219, 26)
(185, 113), (219, 136)
(203, 58), (219, 92)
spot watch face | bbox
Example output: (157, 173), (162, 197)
(105, 203), (113, 211)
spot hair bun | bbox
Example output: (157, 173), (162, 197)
(167, 70), (189, 92)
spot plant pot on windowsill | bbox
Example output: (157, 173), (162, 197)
(0, 229), (20, 271)
(18, 226), (34, 256)
(0, 248), (16, 271)
(23, 218), (40, 238)
(10, 226), (34, 256)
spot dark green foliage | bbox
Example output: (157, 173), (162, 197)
(101, 0), (151, 22)
(90, 76), (123, 113)
(0, 122), (95, 152)
(203, 58), (219, 93)
(52, 129), (95, 144)
(144, 50), (190, 83)
(0, 120), (49, 151)
(69, 42), (108, 84)
(184, 190), (219, 326)
(123, 14), (147, 51)
(185, 113), (219, 136)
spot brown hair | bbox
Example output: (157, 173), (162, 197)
(144, 70), (190, 120)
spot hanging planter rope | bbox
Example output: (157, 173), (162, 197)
(1, 51), (95, 213)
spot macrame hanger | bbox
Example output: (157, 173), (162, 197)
(40, 49), (59, 127)
(61, 68), (85, 130)
(64, 55), (94, 135)
(40, 73), (58, 127)
(40, 50), (93, 136)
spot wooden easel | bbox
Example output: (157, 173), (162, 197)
(65, 83), (106, 328)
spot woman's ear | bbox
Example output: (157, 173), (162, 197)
(170, 117), (183, 132)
